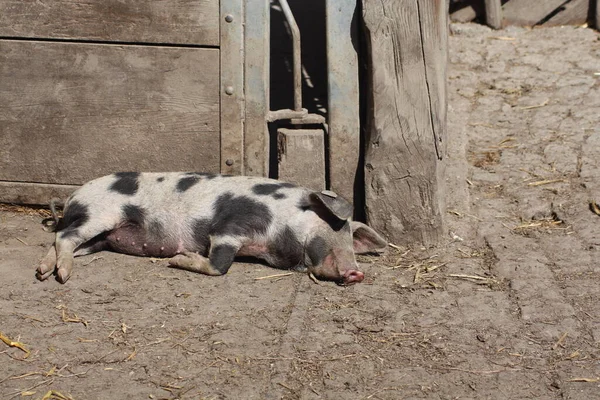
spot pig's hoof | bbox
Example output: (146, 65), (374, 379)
(168, 252), (222, 276)
(55, 257), (74, 284)
(56, 268), (71, 284)
(36, 262), (56, 281)
(37, 246), (58, 281)
(36, 267), (54, 281)
(168, 253), (198, 270)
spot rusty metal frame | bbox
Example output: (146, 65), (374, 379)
(220, 0), (245, 175)
(278, 0), (302, 112)
(268, 0), (325, 125)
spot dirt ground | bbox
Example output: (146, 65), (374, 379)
(2, 23), (600, 399)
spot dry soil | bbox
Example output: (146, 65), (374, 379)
(1, 23), (600, 399)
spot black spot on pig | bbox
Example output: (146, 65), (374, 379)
(252, 184), (280, 195)
(122, 204), (145, 225)
(209, 244), (238, 274)
(269, 226), (303, 268)
(57, 201), (90, 238)
(177, 176), (200, 192)
(192, 218), (211, 253)
(306, 236), (328, 266)
(253, 182), (296, 198)
(109, 172), (140, 196)
(252, 182), (296, 196)
(296, 198), (311, 212)
(212, 192), (272, 236)
(157, 177), (165, 182)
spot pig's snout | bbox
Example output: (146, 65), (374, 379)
(342, 269), (364, 285)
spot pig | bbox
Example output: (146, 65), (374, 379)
(36, 172), (387, 285)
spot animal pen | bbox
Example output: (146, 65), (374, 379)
(0, 0), (448, 246)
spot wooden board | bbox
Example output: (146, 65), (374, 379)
(244, 0), (270, 176)
(503, 0), (566, 26)
(326, 0), (360, 204)
(0, 40), (220, 186)
(277, 128), (326, 191)
(220, 0), (245, 175)
(543, 0), (588, 26)
(362, 0), (447, 245)
(0, 0), (219, 46)
(450, 3), (481, 23)
(485, 0), (503, 29)
(0, 182), (79, 206)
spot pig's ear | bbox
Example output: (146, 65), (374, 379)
(308, 191), (353, 221)
(350, 221), (387, 254)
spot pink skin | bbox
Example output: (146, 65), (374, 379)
(311, 251), (365, 285)
(343, 269), (364, 285)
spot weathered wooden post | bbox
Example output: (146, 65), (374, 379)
(484, 0), (502, 29)
(361, 0), (448, 246)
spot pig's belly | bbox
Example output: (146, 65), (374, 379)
(104, 224), (185, 258)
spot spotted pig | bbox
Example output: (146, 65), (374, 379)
(36, 172), (387, 285)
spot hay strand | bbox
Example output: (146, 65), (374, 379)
(254, 272), (293, 280)
(0, 331), (30, 359)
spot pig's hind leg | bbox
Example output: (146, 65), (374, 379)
(37, 202), (118, 283)
(168, 238), (240, 276)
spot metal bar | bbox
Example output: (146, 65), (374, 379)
(278, 0), (302, 111)
(267, 108), (308, 122)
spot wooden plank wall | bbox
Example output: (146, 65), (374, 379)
(0, 0), (223, 204)
(502, 0), (566, 26)
(545, 0), (589, 26)
(450, 0), (592, 28)
(0, 41), (220, 185)
(0, 0), (219, 45)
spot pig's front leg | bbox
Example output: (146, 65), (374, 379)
(168, 239), (240, 276)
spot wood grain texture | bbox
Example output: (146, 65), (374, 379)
(484, 0), (503, 29)
(450, 3), (480, 23)
(0, 0), (219, 46)
(362, 0), (447, 245)
(503, 0), (565, 26)
(0, 40), (220, 186)
(543, 0), (588, 26)
(0, 181), (78, 205)
(326, 0), (360, 204)
(277, 128), (326, 191)
(220, 0), (245, 175)
(244, 0), (270, 176)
